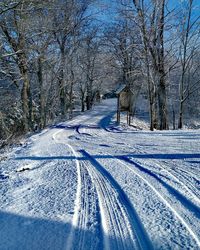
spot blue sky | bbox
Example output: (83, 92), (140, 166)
(94, 0), (200, 23)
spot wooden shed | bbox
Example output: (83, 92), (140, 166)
(116, 85), (134, 125)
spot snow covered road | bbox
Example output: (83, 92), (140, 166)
(0, 99), (200, 249)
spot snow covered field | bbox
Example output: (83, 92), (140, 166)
(0, 99), (200, 250)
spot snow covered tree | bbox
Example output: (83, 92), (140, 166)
(177, 0), (200, 128)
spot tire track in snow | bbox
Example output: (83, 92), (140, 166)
(52, 129), (103, 250)
(77, 125), (200, 247)
(52, 130), (82, 249)
(170, 165), (200, 186)
(80, 150), (153, 250)
(68, 160), (103, 250)
(164, 164), (200, 203)
(64, 143), (82, 250)
(173, 164), (200, 180)
(86, 163), (137, 250)
(118, 142), (200, 207)
(157, 165), (200, 205)
(164, 170), (200, 204)
(140, 157), (200, 206)
(117, 158), (200, 248)
(119, 157), (200, 218)
(121, 152), (200, 207)
(133, 146), (200, 205)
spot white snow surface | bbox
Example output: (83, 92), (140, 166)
(0, 98), (200, 250)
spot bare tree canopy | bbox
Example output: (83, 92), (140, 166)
(0, 0), (200, 146)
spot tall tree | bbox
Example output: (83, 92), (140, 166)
(0, 1), (34, 131)
(131, 0), (169, 129)
(52, 0), (91, 117)
(177, 0), (200, 128)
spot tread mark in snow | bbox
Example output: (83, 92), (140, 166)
(65, 144), (103, 250)
(170, 166), (200, 199)
(52, 130), (102, 250)
(80, 149), (153, 250)
(130, 146), (200, 205)
(158, 165), (200, 202)
(119, 156), (200, 218)
(64, 144), (82, 250)
(117, 158), (200, 248)
(52, 130), (89, 250)
(162, 167), (200, 204)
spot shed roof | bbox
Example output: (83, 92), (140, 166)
(115, 84), (134, 95)
(115, 84), (127, 95)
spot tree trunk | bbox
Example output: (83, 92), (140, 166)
(86, 80), (93, 110)
(81, 91), (85, 112)
(133, 2), (157, 131)
(21, 73), (31, 132)
(178, 71), (184, 129)
(59, 48), (67, 118)
(157, 0), (168, 130)
(86, 95), (90, 110)
(178, 0), (193, 129)
(81, 99), (85, 112)
(178, 100), (183, 129)
(69, 70), (74, 120)
(172, 106), (176, 130)
(144, 46), (155, 131)
(38, 57), (46, 129)
(158, 76), (168, 130)
(19, 54), (32, 132)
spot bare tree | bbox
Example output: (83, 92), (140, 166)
(131, 0), (169, 130)
(0, 1), (34, 131)
(177, 0), (200, 128)
(52, 0), (91, 117)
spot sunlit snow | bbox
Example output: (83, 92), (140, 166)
(0, 99), (199, 249)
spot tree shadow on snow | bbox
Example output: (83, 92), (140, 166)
(0, 210), (148, 250)
(0, 210), (70, 250)
(15, 153), (200, 162)
(10, 150), (200, 249)
(119, 156), (200, 219)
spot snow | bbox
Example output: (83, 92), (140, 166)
(0, 98), (200, 250)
